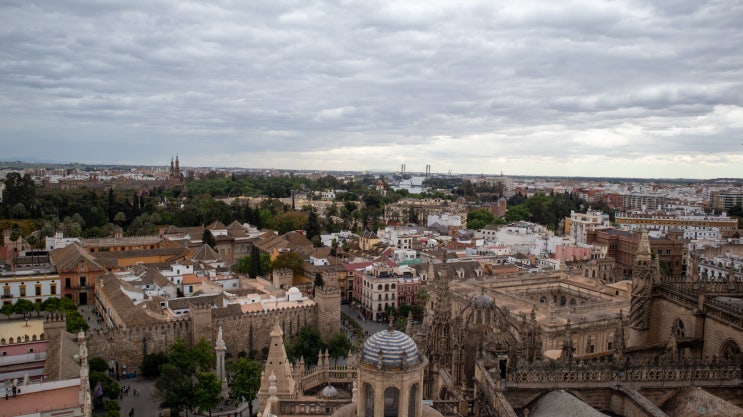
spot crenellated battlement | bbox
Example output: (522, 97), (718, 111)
(85, 294), (335, 373)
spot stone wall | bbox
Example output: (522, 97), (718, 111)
(315, 286), (341, 341)
(702, 315), (743, 358)
(214, 305), (317, 358)
(646, 297), (696, 346)
(86, 319), (192, 375)
(85, 296), (340, 373)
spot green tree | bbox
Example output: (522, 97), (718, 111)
(9, 223), (22, 241)
(288, 325), (325, 365)
(306, 210), (321, 243)
(326, 332), (352, 363)
(157, 363), (194, 416)
(195, 372), (222, 417)
(41, 297), (61, 312)
(267, 211), (308, 234)
(202, 229), (217, 249)
(2, 172), (36, 217)
(227, 358), (262, 417)
(168, 339), (196, 376)
(467, 209), (495, 230)
(239, 245), (270, 278)
(504, 205), (531, 223)
(141, 352), (169, 378)
(89, 357), (120, 408)
(113, 211), (127, 226)
(271, 251), (304, 276)
(1, 303), (14, 319)
(415, 287), (430, 307)
(13, 299), (34, 318)
(104, 399), (121, 417)
(314, 272), (324, 289)
(191, 338), (215, 373)
(89, 357), (108, 373)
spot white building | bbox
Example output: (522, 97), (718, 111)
(45, 232), (81, 251)
(568, 209), (611, 245)
(426, 213), (462, 228)
(0, 272), (62, 305)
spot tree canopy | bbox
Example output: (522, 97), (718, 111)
(227, 358), (262, 417)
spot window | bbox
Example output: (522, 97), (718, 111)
(65, 278), (71, 289)
(80, 277), (87, 287)
(35, 285), (42, 296)
(51, 284), (57, 295)
(20, 286), (26, 297)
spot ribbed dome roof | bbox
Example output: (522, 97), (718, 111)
(321, 384), (338, 398)
(362, 329), (419, 367)
(471, 293), (494, 308)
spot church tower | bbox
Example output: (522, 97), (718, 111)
(422, 256), (454, 399)
(628, 229), (659, 347)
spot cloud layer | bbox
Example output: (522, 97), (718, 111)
(2, 0), (742, 178)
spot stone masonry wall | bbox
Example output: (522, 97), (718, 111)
(314, 286), (341, 341)
(86, 319), (192, 376)
(86, 301), (327, 373)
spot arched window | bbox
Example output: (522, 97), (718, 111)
(408, 384), (418, 417)
(672, 319), (685, 339)
(560, 296), (567, 306)
(364, 383), (375, 417)
(720, 339), (742, 361)
(384, 387), (399, 417)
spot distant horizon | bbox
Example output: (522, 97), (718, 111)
(2, 159), (742, 183)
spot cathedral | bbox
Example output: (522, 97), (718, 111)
(257, 232), (743, 416)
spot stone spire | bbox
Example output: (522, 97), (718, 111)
(258, 321), (296, 405)
(629, 229), (659, 347)
(423, 254), (454, 398)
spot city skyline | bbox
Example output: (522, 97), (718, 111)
(2, 1), (743, 179)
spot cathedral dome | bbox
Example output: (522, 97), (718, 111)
(471, 293), (494, 308)
(320, 384), (338, 399)
(362, 329), (419, 367)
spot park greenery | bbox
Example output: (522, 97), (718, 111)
(154, 338), (219, 417)
(89, 356), (121, 415)
(143, 333), (350, 417)
(2, 171), (741, 253)
(1, 296), (88, 333)
(284, 325), (352, 366)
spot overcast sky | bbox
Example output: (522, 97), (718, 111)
(2, 1), (742, 178)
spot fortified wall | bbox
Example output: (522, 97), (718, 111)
(86, 288), (340, 373)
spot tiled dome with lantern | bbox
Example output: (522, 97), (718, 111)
(361, 328), (420, 367)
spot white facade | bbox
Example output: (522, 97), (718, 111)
(45, 232), (81, 251)
(426, 213), (462, 228)
(1, 274), (62, 304)
(569, 209), (611, 245)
